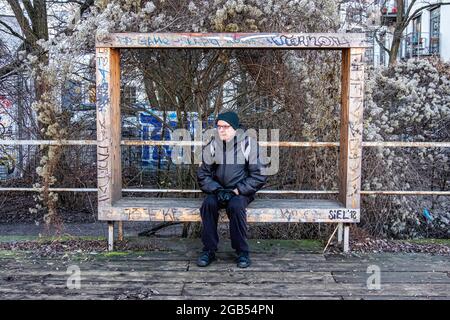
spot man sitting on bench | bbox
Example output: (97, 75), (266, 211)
(197, 111), (267, 268)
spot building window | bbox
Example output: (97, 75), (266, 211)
(405, 14), (423, 58)
(365, 31), (374, 65)
(430, 7), (440, 55)
(412, 15), (421, 44)
(379, 31), (386, 66)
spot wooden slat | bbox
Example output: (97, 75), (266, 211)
(102, 198), (360, 222)
(0, 282), (184, 297)
(96, 47), (122, 218)
(181, 282), (450, 297)
(0, 293), (343, 300)
(0, 271), (335, 284)
(96, 32), (368, 49)
(2, 258), (448, 273)
(332, 271), (450, 284)
(0, 260), (190, 272)
(112, 198), (342, 208)
(325, 253), (450, 264)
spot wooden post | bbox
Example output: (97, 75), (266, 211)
(118, 221), (123, 241)
(337, 222), (343, 244)
(343, 224), (350, 253)
(108, 221), (114, 251)
(96, 47), (122, 250)
(339, 47), (365, 253)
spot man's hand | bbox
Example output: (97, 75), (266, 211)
(216, 188), (236, 206)
(233, 188), (239, 195)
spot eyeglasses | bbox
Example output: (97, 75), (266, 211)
(216, 125), (231, 130)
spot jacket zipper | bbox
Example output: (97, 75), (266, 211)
(221, 140), (226, 184)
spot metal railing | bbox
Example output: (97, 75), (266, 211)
(0, 139), (449, 196)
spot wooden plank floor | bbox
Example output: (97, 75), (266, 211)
(1, 250), (449, 300)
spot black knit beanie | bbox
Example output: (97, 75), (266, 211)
(216, 111), (239, 130)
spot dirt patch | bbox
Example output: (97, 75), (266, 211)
(328, 238), (450, 255)
(0, 193), (96, 224)
(0, 239), (161, 258)
(324, 225), (450, 255)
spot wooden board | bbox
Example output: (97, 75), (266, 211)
(181, 282), (450, 298)
(1, 251), (449, 300)
(96, 33), (369, 49)
(98, 197), (360, 222)
(0, 270), (335, 284)
(96, 47), (122, 219)
(332, 271), (450, 284)
(339, 48), (365, 209)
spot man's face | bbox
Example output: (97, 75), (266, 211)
(216, 120), (236, 142)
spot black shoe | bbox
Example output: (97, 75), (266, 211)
(236, 251), (251, 268)
(197, 251), (216, 267)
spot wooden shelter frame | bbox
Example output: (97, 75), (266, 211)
(95, 32), (367, 252)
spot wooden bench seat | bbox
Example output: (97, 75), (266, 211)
(101, 197), (360, 223)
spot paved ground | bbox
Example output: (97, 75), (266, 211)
(0, 237), (449, 300)
(0, 222), (181, 237)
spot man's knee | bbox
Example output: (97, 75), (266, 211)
(201, 194), (219, 211)
(227, 195), (247, 214)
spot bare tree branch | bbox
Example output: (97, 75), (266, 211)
(405, 1), (450, 27)
(0, 19), (26, 41)
(6, 0), (38, 45)
(373, 27), (391, 55)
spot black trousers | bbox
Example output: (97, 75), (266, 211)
(200, 193), (254, 254)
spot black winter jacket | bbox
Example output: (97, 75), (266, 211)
(197, 130), (267, 196)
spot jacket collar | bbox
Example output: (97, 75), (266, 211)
(216, 129), (246, 151)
